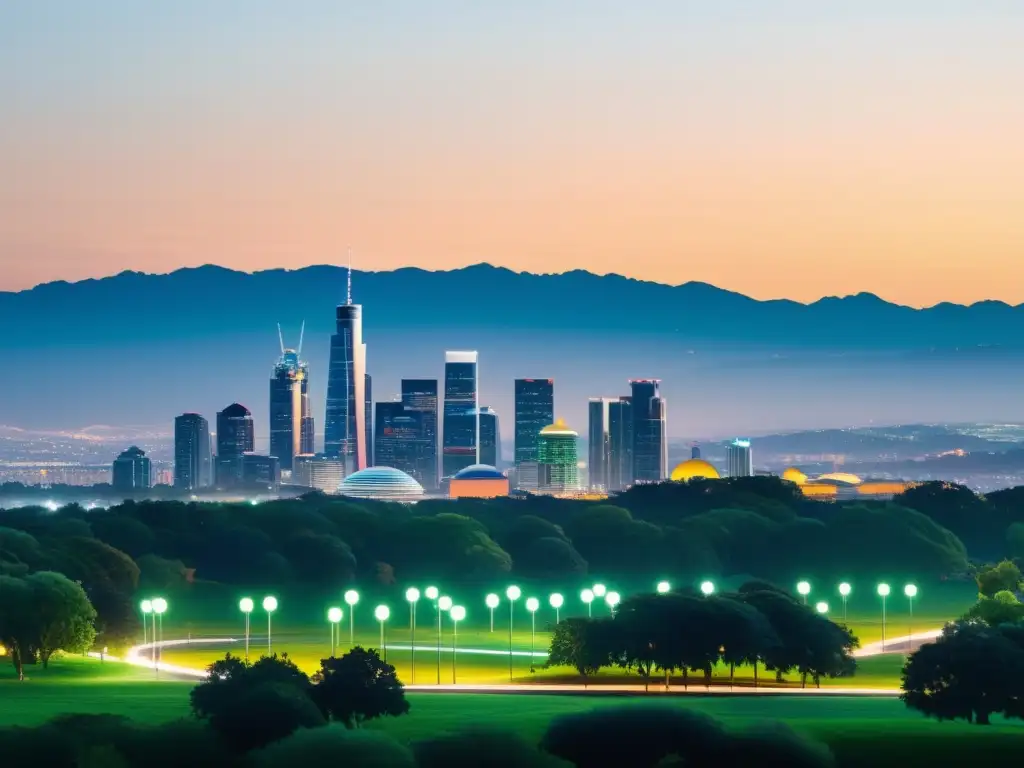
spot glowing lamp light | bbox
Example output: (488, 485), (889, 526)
(486, 593), (500, 609)
(656, 581), (671, 594)
(327, 607), (343, 623)
(815, 601), (829, 614)
(374, 605), (390, 622)
(344, 590), (360, 607)
(141, 600), (154, 614)
(450, 605), (466, 622)
(239, 597), (254, 614)
(549, 593), (564, 609)
(152, 598), (168, 615)
(425, 586), (440, 601)
(797, 581), (811, 596)
(877, 583), (891, 597)
(592, 583), (607, 598)
(506, 585), (522, 601)
(262, 596), (278, 613)
(700, 581), (715, 596)
(580, 588), (595, 604)
(405, 587), (421, 603)
(838, 583), (852, 597)
(606, 591), (621, 609)
(526, 597), (540, 613)
(439, 595), (453, 612)
(904, 584), (918, 598)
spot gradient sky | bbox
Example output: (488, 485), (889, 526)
(3, 2), (1023, 305)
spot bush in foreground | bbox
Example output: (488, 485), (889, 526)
(249, 727), (414, 768)
(415, 728), (570, 768)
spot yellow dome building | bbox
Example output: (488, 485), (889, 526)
(670, 458), (721, 482)
(781, 467), (808, 485)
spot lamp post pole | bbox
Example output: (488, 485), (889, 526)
(506, 586), (521, 683)
(406, 588), (421, 684)
(877, 584), (891, 651)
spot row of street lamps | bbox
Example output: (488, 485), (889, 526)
(792, 580), (919, 650)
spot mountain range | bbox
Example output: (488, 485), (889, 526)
(4, 263), (1023, 440)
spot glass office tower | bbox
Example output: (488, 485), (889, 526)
(442, 351), (478, 479)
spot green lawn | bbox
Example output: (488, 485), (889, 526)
(2, 656), (1023, 768)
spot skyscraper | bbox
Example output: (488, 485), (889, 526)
(478, 406), (500, 467)
(293, 454), (345, 492)
(587, 398), (613, 491)
(216, 403), (254, 488)
(401, 379), (439, 490)
(727, 439), (753, 477)
(112, 446), (151, 492)
(365, 373), (373, 467)
(537, 419), (579, 494)
(514, 379), (554, 467)
(442, 351), (478, 479)
(324, 266), (367, 474)
(174, 413), (212, 490)
(375, 400), (431, 480)
(607, 396), (633, 491)
(269, 329), (312, 472)
(630, 380), (667, 483)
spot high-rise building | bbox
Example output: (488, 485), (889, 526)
(292, 454), (345, 492)
(242, 454), (281, 492)
(537, 419), (579, 494)
(401, 379), (439, 490)
(478, 406), (500, 467)
(514, 379), (554, 466)
(630, 380), (667, 483)
(442, 351), (479, 479)
(365, 373), (373, 467)
(112, 446), (151, 492)
(270, 331), (313, 472)
(216, 403), (255, 488)
(324, 268), (367, 474)
(691, 444), (702, 459)
(174, 413), (212, 490)
(587, 398), (613, 491)
(607, 396), (633, 491)
(727, 439), (753, 477)
(374, 401), (432, 482)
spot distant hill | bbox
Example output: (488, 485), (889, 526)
(4, 264), (1024, 437)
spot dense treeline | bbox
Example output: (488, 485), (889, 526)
(547, 582), (858, 689)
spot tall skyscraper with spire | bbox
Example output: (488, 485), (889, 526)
(324, 257), (367, 474)
(270, 323), (313, 472)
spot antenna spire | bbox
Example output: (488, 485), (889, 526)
(277, 323), (285, 355)
(297, 320), (305, 356)
(346, 247), (353, 305)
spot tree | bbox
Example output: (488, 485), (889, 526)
(976, 560), (1022, 598)
(311, 647), (410, 729)
(1008, 522), (1024, 561)
(965, 591), (1024, 626)
(25, 571), (97, 666)
(797, 614), (858, 688)
(516, 537), (587, 580)
(545, 618), (612, 685)
(902, 621), (1024, 725)
(713, 596), (780, 687)
(191, 653), (323, 752)
(738, 589), (814, 683)
(280, 532), (357, 585)
(0, 575), (34, 680)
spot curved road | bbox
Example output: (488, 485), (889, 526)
(98, 627), (940, 695)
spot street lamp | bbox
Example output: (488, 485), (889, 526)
(344, 590), (359, 647)
(374, 604), (390, 662)
(797, 581), (811, 605)
(838, 583), (851, 621)
(327, 607), (343, 658)
(877, 583), (891, 651)
(450, 605), (466, 684)
(549, 593), (564, 624)
(140, 599), (153, 647)
(486, 593), (500, 632)
(405, 588), (420, 684)
(152, 597), (167, 671)
(526, 597), (540, 672)
(437, 595), (452, 684)
(506, 585), (521, 682)
(815, 601), (829, 615)
(592, 583), (607, 599)
(239, 597), (254, 662)
(700, 581), (715, 597)
(606, 591), (621, 616)
(581, 588), (595, 618)
(656, 581), (671, 594)
(262, 596), (278, 654)
(905, 584), (918, 651)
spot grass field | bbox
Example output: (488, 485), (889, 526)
(2, 656), (1024, 767)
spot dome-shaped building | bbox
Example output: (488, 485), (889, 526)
(340, 467), (424, 502)
(670, 458), (721, 482)
(449, 464), (509, 499)
(781, 467), (808, 485)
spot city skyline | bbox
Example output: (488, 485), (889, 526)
(3, 4), (1024, 305)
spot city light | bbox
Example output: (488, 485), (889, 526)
(262, 596), (278, 654)
(700, 581), (715, 597)
(816, 601), (829, 615)
(838, 582), (851, 620)
(656, 581), (671, 594)
(327, 607), (343, 658)
(425, 586), (439, 601)
(140, 599), (152, 646)
(344, 589), (359, 646)
(485, 593), (499, 632)
(374, 605), (390, 662)
(592, 583), (607, 598)
(580, 588), (595, 618)
(549, 593), (564, 624)
(439, 595), (453, 612)
(797, 581), (811, 604)
(606, 591), (621, 616)
(239, 597), (254, 662)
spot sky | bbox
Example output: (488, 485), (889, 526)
(2, 2), (1024, 306)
